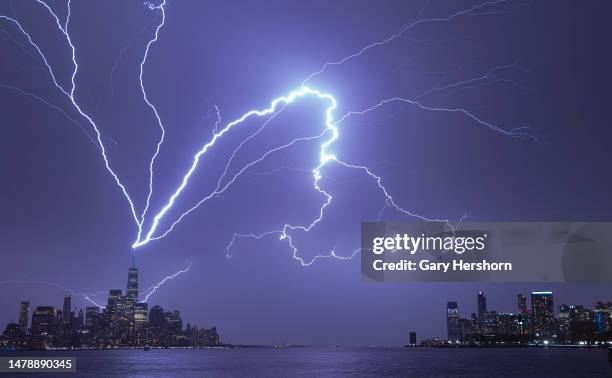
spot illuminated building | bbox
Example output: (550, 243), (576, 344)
(558, 304), (571, 342)
(107, 289), (122, 322)
(134, 303), (148, 330)
(124, 265), (139, 327)
(531, 291), (555, 341)
(568, 305), (595, 342)
(126, 266), (139, 305)
(477, 291), (487, 323)
(593, 302), (611, 334)
(517, 294), (527, 315)
(495, 312), (521, 339)
(481, 311), (498, 340)
(447, 302), (460, 342)
(1, 263), (220, 348)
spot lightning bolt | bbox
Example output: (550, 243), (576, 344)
(0, 280), (107, 308)
(137, 0), (167, 242)
(0, 25), (40, 62)
(0, 83), (97, 146)
(411, 62), (531, 101)
(141, 261), (192, 303)
(1, 0), (167, 239)
(1, 0), (534, 268)
(132, 87), (338, 247)
(301, 0), (512, 85)
(109, 13), (162, 95)
(0, 261), (193, 308)
(1, 1), (144, 231)
(144, 78), (528, 263)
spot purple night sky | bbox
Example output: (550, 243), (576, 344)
(1, 0), (611, 345)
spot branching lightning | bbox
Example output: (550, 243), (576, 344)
(138, 0), (167, 239)
(133, 87), (337, 247)
(1, 0), (534, 270)
(1, 2), (143, 230)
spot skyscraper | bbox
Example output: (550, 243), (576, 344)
(409, 332), (417, 346)
(531, 291), (555, 341)
(125, 265), (139, 325)
(107, 289), (122, 322)
(18, 301), (30, 332)
(63, 295), (72, 325)
(126, 266), (138, 303)
(593, 302), (611, 333)
(477, 291), (487, 322)
(558, 304), (571, 341)
(447, 301), (460, 342)
(517, 294), (527, 315)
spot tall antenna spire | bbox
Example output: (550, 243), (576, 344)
(131, 250), (136, 268)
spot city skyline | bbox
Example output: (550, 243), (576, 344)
(4, 283), (611, 348)
(441, 290), (611, 346)
(1, 262), (220, 349)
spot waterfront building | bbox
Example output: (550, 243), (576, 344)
(477, 291), (487, 323)
(531, 291), (555, 341)
(447, 302), (460, 342)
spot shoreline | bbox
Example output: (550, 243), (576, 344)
(2, 344), (610, 352)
